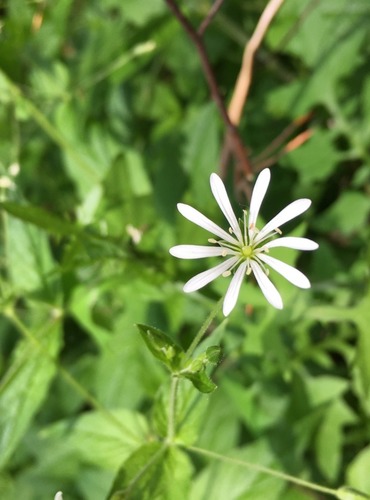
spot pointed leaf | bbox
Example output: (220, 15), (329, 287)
(136, 324), (184, 371)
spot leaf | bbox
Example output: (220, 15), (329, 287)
(283, 130), (339, 183)
(182, 103), (220, 210)
(1, 202), (82, 237)
(42, 409), (150, 471)
(136, 324), (184, 372)
(315, 400), (356, 481)
(313, 192), (370, 236)
(0, 311), (62, 467)
(3, 210), (56, 294)
(179, 346), (221, 394)
(182, 370), (217, 394)
(337, 486), (370, 500)
(108, 443), (192, 500)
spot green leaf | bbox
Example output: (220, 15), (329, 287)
(179, 346), (221, 393)
(182, 103), (220, 210)
(136, 324), (184, 372)
(42, 409), (150, 471)
(1, 201), (82, 236)
(337, 486), (370, 500)
(0, 310), (62, 467)
(108, 443), (192, 500)
(182, 370), (217, 394)
(315, 400), (356, 481)
(3, 211), (56, 294)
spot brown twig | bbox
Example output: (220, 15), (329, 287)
(221, 0), (285, 175)
(165, 0), (252, 177)
(252, 112), (313, 164)
(198, 0), (226, 36)
(253, 128), (314, 171)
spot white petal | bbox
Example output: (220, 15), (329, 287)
(183, 256), (239, 293)
(250, 261), (283, 309)
(258, 253), (311, 289)
(223, 261), (248, 316)
(170, 245), (232, 259)
(248, 169), (271, 232)
(177, 203), (238, 245)
(264, 237), (319, 251)
(255, 199), (311, 243)
(210, 173), (243, 242)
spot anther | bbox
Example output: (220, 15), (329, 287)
(222, 271), (231, 277)
(208, 238), (217, 244)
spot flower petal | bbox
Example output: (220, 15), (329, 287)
(258, 253), (311, 289)
(210, 173), (243, 242)
(223, 261), (248, 316)
(255, 199), (311, 243)
(170, 245), (233, 259)
(177, 203), (238, 245)
(264, 237), (319, 251)
(250, 260), (283, 309)
(183, 256), (239, 293)
(248, 168), (270, 233)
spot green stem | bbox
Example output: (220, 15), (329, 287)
(167, 376), (179, 443)
(185, 297), (223, 360)
(186, 445), (338, 498)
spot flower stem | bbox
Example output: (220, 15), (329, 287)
(167, 376), (179, 442)
(185, 297), (223, 360)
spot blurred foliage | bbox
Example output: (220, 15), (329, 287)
(0, 0), (369, 498)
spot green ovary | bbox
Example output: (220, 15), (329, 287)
(242, 245), (253, 258)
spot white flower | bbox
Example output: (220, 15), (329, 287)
(170, 169), (318, 316)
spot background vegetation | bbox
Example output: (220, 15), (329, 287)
(0, 0), (369, 498)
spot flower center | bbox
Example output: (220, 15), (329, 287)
(242, 245), (253, 258)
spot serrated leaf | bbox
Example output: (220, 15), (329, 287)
(136, 324), (184, 372)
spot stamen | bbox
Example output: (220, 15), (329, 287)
(229, 227), (233, 234)
(221, 249), (228, 257)
(222, 270), (231, 277)
(275, 227), (282, 235)
(243, 210), (248, 245)
(208, 238), (218, 244)
(246, 265), (252, 276)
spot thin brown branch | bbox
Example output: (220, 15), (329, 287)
(253, 129), (314, 171)
(198, 0), (226, 36)
(252, 112), (313, 164)
(228, 0), (285, 126)
(165, 0), (252, 177)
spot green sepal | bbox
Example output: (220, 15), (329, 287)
(336, 486), (370, 500)
(136, 324), (184, 372)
